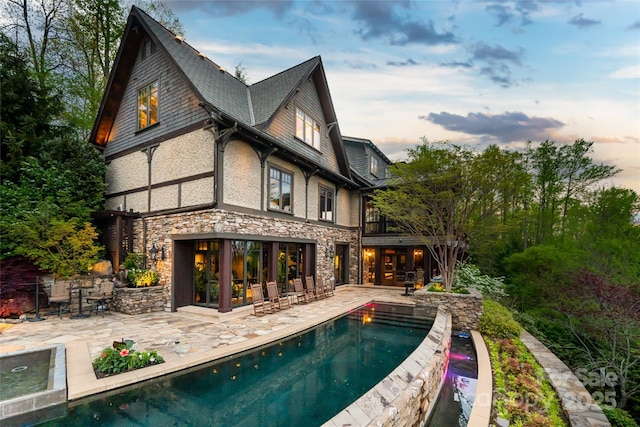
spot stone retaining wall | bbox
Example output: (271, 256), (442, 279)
(324, 306), (452, 427)
(414, 288), (483, 331)
(112, 286), (165, 315)
(520, 330), (611, 427)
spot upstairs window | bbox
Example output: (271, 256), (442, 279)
(370, 156), (380, 177)
(295, 108), (321, 150)
(140, 37), (156, 60)
(138, 81), (158, 130)
(269, 167), (292, 212)
(319, 186), (334, 222)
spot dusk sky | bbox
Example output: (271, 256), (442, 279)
(164, 0), (640, 193)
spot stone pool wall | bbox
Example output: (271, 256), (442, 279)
(324, 306), (452, 427)
(112, 286), (165, 315)
(414, 288), (483, 331)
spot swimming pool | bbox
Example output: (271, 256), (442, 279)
(38, 303), (433, 426)
(426, 334), (478, 426)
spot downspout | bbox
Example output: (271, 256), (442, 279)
(358, 189), (363, 284)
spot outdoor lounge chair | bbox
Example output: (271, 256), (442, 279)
(294, 278), (314, 303)
(48, 281), (71, 318)
(306, 276), (324, 299)
(250, 283), (274, 316)
(86, 280), (114, 316)
(267, 281), (291, 310)
(318, 276), (334, 297)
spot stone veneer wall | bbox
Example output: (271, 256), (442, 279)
(414, 288), (483, 331)
(133, 207), (360, 311)
(112, 286), (165, 315)
(325, 306), (452, 427)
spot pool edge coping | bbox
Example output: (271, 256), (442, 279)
(0, 343), (67, 421)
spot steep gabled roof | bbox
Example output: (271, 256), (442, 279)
(250, 57), (319, 127)
(91, 7), (353, 182)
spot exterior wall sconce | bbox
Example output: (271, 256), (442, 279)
(150, 242), (159, 262)
(161, 244), (166, 261)
(327, 246), (335, 259)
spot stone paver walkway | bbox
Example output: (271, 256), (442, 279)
(0, 286), (411, 400)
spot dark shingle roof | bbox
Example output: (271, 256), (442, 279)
(250, 57), (319, 127)
(136, 8), (253, 123)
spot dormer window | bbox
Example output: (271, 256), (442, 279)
(138, 81), (158, 130)
(295, 108), (321, 150)
(370, 156), (380, 178)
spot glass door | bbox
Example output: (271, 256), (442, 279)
(194, 241), (219, 307)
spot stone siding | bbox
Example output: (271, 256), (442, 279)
(132, 207), (360, 311)
(324, 306), (452, 427)
(112, 286), (165, 315)
(414, 288), (483, 331)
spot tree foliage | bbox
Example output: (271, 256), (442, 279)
(373, 141), (496, 291)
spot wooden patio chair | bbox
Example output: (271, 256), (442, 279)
(86, 280), (114, 317)
(266, 281), (291, 310)
(294, 278), (314, 303)
(250, 283), (274, 316)
(318, 276), (334, 297)
(48, 281), (71, 318)
(306, 276), (324, 299)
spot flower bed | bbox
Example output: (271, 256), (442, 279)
(93, 340), (164, 378)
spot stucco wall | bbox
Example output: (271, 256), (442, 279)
(150, 184), (179, 212)
(151, 130), (214, 184)
(223, 139), (261, 210)
(106, 151), (148, 194)
(181, 177), (214, 207)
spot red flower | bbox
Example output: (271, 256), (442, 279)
(101, 352), (107, 358)
(120, 349), (129, 357)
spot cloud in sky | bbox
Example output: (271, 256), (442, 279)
(349, 1), (456, 45)
(626, 20), (640, 31)
(166, 1), (293, 19)
(469, 42), (524, 87)
(387, 58), (419, 67)
(440, 61), (473, 68)
(420, 111), (565, 143)
(568, 13), (602, 29)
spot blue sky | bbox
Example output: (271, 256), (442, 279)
(164, 1), (640, 193)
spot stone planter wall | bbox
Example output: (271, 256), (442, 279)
(113, 286), (165, 315)
(414, 288), (483, 331)
(326, 306), (452, 426)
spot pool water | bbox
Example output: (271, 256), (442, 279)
(426, 334), (478, 427)
(0, 349), (51, 401)
(42, 303), (432, 427)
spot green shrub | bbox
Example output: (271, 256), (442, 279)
(601, 406), (639, 427)
(479, 299), (521, 339)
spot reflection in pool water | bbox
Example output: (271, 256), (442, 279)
(41, 303), (433, 427)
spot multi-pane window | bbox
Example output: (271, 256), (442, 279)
(370, 156), (380, 177)
(269, 167), (292, 212)
(365, 199), (381, 234)
(138, 81), (158, 130)
(295, 108), (321, 150)
(319, 186), (334, 222)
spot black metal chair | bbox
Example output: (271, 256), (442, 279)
(403, 271), (416, 296)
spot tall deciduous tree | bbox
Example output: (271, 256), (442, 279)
(373, 141), (495, 291)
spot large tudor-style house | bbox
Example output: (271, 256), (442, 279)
(91, 7), (437, 313)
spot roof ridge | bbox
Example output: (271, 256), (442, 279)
(250, 56), (320, 87)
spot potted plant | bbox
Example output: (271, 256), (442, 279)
(92, 339), (164, 378)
